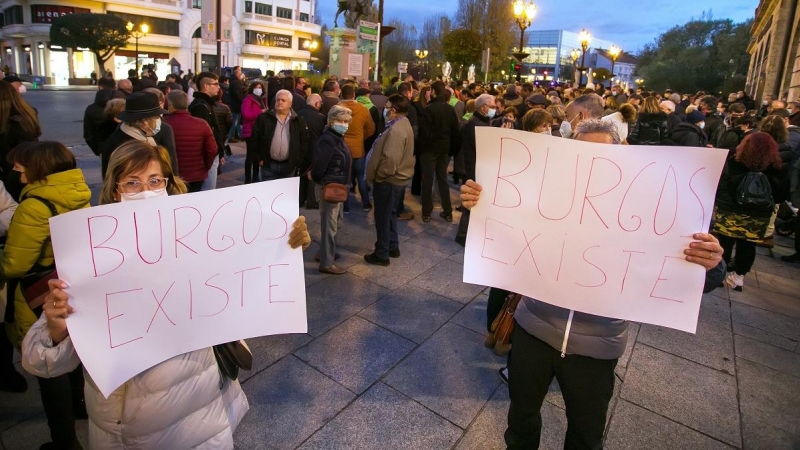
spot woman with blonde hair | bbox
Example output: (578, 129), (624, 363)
(628, 96), (668, 145)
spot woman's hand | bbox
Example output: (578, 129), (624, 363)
(289, 216), (312, 250)
(42, 279), (73, 345)
(684, 233), (723, 271)
(460, 180), (483, 210)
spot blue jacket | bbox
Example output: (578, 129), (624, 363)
(310, 127), (351, 186)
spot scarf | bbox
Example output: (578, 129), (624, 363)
(121, 122), (157, 146)
(356, 95), (375, 111)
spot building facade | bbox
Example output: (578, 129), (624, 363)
(0, 0), (321, 85)
(590, 48), (638, 91)
(745, 0), (800, 101)
(519, 30), (614, 85)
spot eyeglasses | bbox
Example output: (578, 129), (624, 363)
(116, 178), (169, 194)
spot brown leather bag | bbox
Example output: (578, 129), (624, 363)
(490, 293), (522, 348)
(322, 182), (348, 203)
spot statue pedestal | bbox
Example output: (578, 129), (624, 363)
(327, 27), (369, 80)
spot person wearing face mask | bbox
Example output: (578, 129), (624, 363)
(559, 93), (605, 139)
(100, 91), (178, 180)
(2, 141), (91, 450)
(21, 140), (311, 449)
(241, 81), (268, 183)
(0, 81), (40, 202)
(670, 110), (709, 147)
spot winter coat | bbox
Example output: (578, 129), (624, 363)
(213, 102), (233, 149)
(0, 181), (17, 237)
(366, 116), (415, 186)
(297, 108), (326, 170)
(241, 94), (267, 139)
(628, 112), (669, 145)
(601, 111), (630, 142)
(418, 97), (461, 155)
(670, 122), (708, 148)
(2, 169), (91, 347)
(714, 154), (787, 218)
(461, 111), (491, 181)
(251, 110), (310, 172)
(338, 99), (376, 159)
(311, 127), (352, 186)
(320, 92), (340, 117)
(190, 92), (225, 158)
(228, 76), (245, 113)
(22, 314), (249, 449)
(101, 123), (178, 179)
(163, 111), (218, 182)
(84, 89), (119, 155)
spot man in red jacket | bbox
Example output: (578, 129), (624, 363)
(164, 90), (218, 192)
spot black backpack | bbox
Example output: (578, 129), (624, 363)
(735, 171), (774, 212)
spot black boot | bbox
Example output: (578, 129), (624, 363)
(0, 329), (27, 393)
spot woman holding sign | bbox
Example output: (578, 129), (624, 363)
(21, 141), (311, 449)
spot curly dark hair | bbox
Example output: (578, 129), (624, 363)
(734, 131), (782, 171)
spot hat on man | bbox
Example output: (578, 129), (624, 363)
(3, 75), (22, 84)
(117, 92), (168, 122)
(686, 110), (705, 124)
(547, 90), (559, 98)
(526, 94), (548, 106)
(503, 85), (520, 100)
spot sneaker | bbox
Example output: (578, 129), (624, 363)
(319, 265), (347, 275)
(781, 253), (800, 263)
(343, 210), (351, 215)
(364, 252), (390, 266)
(422, 215), (431, 222)
(725, 272), (744, 292)
(498, 367), (509, 386)
(397, 212), (414, 220)
(439, 211), (453, 222)
(389, 248), (400, 258)
(362, 204), (372, 212)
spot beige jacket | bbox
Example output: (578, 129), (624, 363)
(366, 117), (415, 186)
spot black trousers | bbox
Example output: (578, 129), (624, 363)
(487, 287), (510, 331)
(505, 326), (617, 450)
(38, 366), (85, 446)
(420, 151), (452, 216)
(187, 180), (204, 193)
(717, 235), (757, 275)
(244, 138), (260, 184)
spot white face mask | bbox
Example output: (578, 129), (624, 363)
(697, 122), (705, 130)
(560, 120), (573, 138)
(539, 129), (552, 136)
(253, 88), (263, 96)
(120, 189), (169, 202)
(486, 108), (496, 118)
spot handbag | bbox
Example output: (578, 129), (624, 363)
(18, 196), (60, 314)
(489, 293), (522, 354)
(213, 339), (253, 380)
(322, 182), (348, 203)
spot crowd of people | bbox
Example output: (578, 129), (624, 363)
(0, 65), (798, 449)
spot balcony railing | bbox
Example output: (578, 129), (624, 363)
(240, 13), (319, 30)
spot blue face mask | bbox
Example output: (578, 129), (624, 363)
(332, 124), (349, 135)
(383, 108), (391, 119)
(486, 108), (497, 119)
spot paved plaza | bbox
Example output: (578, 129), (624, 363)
(1, 91), (800, 449)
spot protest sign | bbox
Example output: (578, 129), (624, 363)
(50, 178), (306, 397)
(463, 128), (728, 333)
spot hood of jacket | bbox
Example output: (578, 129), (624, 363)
(671, 122), (702, 139)
(21, 168), (92, 211)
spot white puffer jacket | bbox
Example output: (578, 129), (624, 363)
(22, 315), (249, 449)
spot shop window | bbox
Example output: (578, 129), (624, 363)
(276, 7), (292, 19)
(107, 12), (180, 37)
(299, 13), (309, 22)
(3, 6), (23, 26)
(192, 0), (202, 8)
(244, 1), (252, 13)
(254, 3), (271, 15)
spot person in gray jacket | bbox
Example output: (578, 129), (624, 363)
(459, 119), (727, 450)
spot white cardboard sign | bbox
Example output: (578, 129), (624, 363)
(50, 178), (307, 397)
(464, 128), (728, 333)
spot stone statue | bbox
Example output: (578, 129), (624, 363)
(334, 0), (375, 29)
(468, 64), (476, 84)
(442, 62), (452, 82)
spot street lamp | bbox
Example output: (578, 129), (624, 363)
(126, 21), (149, 74)
(575, 28), (591, 86)
(415, 49), (428, 79)
(608, 44), (621, 83)
(635, 78), (644, 88)
(512, 0), (537, 81)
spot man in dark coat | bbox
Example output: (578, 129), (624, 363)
(228, 66), (245, 142)
(189, 72), (225, 190)
(84, 78), (122, 155)
(297, 93), (326, 209)
(699, 95), (724, 147)
(251, 89), (310, 181)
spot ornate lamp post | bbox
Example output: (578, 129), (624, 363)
(126, 21), (149, 74)
(512, 0), (537, 82)
(303, 40), (319, 70)
(608, 44), (620, 83)
(415, 49), (428, 79)
(635, 78), (644, 88)
(577, 28), (591, 86)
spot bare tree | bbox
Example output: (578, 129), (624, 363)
(381, 18), (418, 78)
(418, 14), (451, 76)
(453, 0), (514, 78)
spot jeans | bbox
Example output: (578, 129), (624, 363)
(38, 366), (85, 447)
(505, 327), (617, 450)
(395, 185), (407, 214)
(244, 138), (260, 184)
(261, 161), (295, 181)
(420, 151), (452, 216)
(717, 235), (757, 275)
(200, 157), (220, 191)
(348, 156), (371, 208)
(372, 182), (404, 259)
(316, 184), (343, 267)
(228, 112), (242, 140)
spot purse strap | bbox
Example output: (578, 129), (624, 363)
(23, 195), (59, 271)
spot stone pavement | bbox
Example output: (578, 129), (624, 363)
(2, 142), (800, 450)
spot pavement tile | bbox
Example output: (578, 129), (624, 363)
(233, 355), (356, 450)
(737, 357), (800, 448)
(732, 321), (797, 351)
(727, 283), (800, 319)
(0, 414), (89, 450)
(0, 365), (46, 432)
(385, 322), (506, 428)
(396, 216), (434, 237)
(410, 259), (485, 304)
(304, 273), (390, 337)
(734, 334), (800, 378)
(456, 385), (568, 450)
(620, 344), (740, 447)
(752, 252), (800, 281)
(730, 302), (800, 341)
(604, 400), (733, 450)
(358, 286), (463, 344)
(450, 293), (490, 336)
(347, 240), (448, 290)
(617, 323), (640, 371)
(294, 316), (416, 394)
(698, 294), (731, 330)
(448, 248), (466, 264)
(637, 321), (734, 373)
(404, 226), (464, 257)
(297, 382), (462, 450)
(238, 333), (313, 383)
(753, 270), (800, 298)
